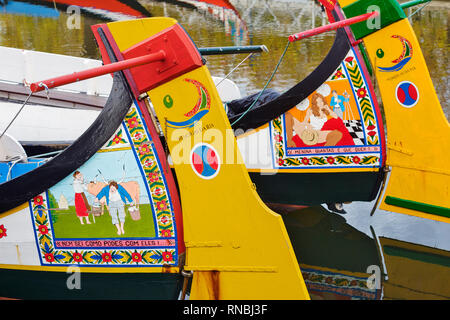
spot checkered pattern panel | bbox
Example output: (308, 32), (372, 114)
(343, 120), (365, 145)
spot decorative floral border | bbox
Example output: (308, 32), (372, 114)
(124, 106), (175, 238)
(343, 52), (380, 145)
(271, 116), (380, 169)
(29, 105), (178, 267)
(0, 224), (6, 239)
(302, 268), (380, 300)
(271, 50), (381, 169)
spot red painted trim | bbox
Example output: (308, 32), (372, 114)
(99, 25), (186, 255)
(121, 24), (203, 93)
(93, 24), (141, 98)
(40, 0), (147, 17)
(288, 12), (378, 42)
(29, 51), (166, 92)
(317, 0), (338, 11)
(334, 6), (387, 167)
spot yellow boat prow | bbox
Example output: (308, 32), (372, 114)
(105, 17), (310, 299)
(364, 19), (450, 223)
(337, 0), (449, 222)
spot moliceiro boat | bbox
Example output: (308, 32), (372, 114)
(0, 0), (448, 299)
(0, 6), (386, 208)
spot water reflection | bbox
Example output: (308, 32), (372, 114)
(281, 202), (450, 300)
(0, 0), (446, 116)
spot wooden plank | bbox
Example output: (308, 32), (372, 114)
(0, 82), (107, 110)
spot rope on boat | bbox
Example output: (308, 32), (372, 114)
(407, 0), (431, 18)
(28, 150), (65, 159)
(0, 91), (33, 140)
(230, 41), (291, 127)
(216, 53), (254, 88)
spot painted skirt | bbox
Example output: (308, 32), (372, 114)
(74, 192), (90, 217)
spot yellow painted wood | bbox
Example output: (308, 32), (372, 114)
(337, 0), (357, 7)
(107, 17), (178, 50)
(362, 19), (450, 219)
(247, 168), (379, 173)
(107, 18), (310, 300)
(379, 237), (450, 299)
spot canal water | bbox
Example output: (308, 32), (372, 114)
(0, 0), (448, 300)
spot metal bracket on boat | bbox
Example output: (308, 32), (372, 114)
(180, 267), (193, 300)
(181, 268), (193, 278)
(38, 82), (50, 99)
(137, 92), (148, 101)
(369, 165), (392, 216)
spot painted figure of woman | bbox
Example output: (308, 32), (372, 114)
(287, 93), (354, 147)
(95, 181), (134, 235)
(72, 171), (91, 225)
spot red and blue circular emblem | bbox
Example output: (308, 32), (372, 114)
(395, 81), (419, 108)
(190, 143), (220, 179)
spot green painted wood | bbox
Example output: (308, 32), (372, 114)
(400, 0), (431, 10)
(343, 0), (406, 39)
(198, 45), (268, 55)
(383, 245), (450, 267)
(384, 196), (450, 218)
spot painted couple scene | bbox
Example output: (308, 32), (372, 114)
(47, 150), (157, 239)
(72, 170), (140, 235)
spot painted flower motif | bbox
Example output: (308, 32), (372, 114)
(72, 252), (83, 263)
(159, 214), (171, 226)
(301, 157), (310, 165)
(334, 70), (343, 78)
(162, 251), (173, 262)
(161, 229), (172, 237)
(326, 157), (335, 165)
(357, 88), (367, 99)
(345, 57), (354, 63)
(368, 131), (376, 137)
(367, 125), (376, 131)
(131, 252), (142, 263)
(38, 225), (49, 235)
(33, 195), (44, 206)
(353, 156), (361, 164)
(138, 143), (151, 155)
(148, 172), (160, 183)
(133, 131), (144, 140)
(275, 134), (283, 143)
(143, 159), (154, 168)
(153, 187), (163, 196)
(127, 117), (139, 129)
(278, 158), (285, 166)
(44, 253), (55, 263)
(0, 224), (7, 238)
(156, 200), (168, 211)
(102, 252), (113, 263)
(112, 135), (122, 145)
